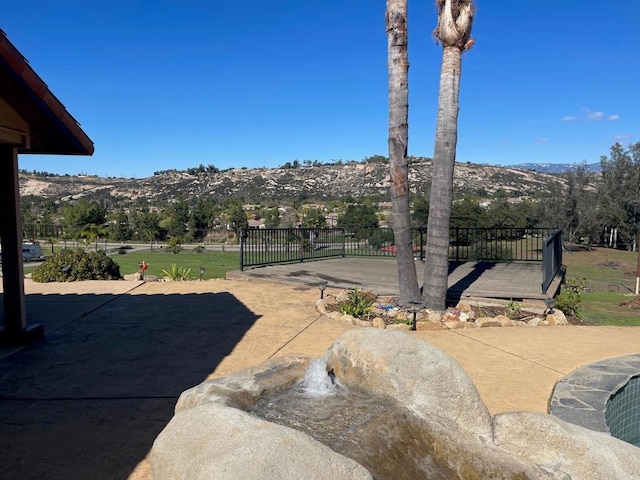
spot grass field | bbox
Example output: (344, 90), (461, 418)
(112, 249), (239, 280)
(563, 247), (639, 325)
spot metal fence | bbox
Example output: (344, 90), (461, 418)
(542, 229), (563, 294)
(448, 227), (557, 262)
(240, 226), (560, 270)
(240, 228), (346, 269)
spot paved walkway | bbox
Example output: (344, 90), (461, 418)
(0, 278), (639, 479)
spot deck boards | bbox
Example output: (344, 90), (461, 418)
(228, 257), (564, 307)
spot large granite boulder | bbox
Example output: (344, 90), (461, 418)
(151, 329), (640, 480)
(325, 329), (492, 435)
(493, 411), (640, 479)
(175, 354), (310, 412)
(152, 402), (374, 480)
(323, 329), (546, 479)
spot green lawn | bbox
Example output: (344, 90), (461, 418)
(112, 249), (239, 280)
(563, 248), (639, 325)
(580, 292), (640, 326)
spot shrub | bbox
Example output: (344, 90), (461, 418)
(193, 245), (206, 254)
(505, 299), (522, 319)
(556, 277), (585, 318)
(161, 263), (192, 281)
(32, 250), (121, 282)
(339, 288), (376, 318)
(167, 237), (183, 254)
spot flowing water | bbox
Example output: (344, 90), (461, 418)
(250, 358), (448, 480)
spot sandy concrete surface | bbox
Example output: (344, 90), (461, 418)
(0, 278), (639, 480)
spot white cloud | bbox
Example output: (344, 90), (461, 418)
(561, 115), (577, 122)
(612, 134), (631, 141)
(608, 114), (621, 121)
(535, 137), (550, 144)
(587, 111), (604, 120)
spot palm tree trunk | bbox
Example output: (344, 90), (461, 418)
(422, 46), (462, 310)
(387, 0), (420, 305)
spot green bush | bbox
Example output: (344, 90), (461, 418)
(505, 299), (522, 319)
(32, 250), (121, 282)
(161, 263), (192, 281)
(556, 277), (585, 318)
(167, 237), (183, 254)
(193, 245), (206, 254)
(339, 288), (376, 318)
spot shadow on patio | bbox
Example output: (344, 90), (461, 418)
(0, 291), (260, 480)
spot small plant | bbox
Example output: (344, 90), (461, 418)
(555, 277), (586, 318)
(505, 299), (522, 319)
(167, 237), (184, 254)
(161, 263), (192, 281)
(117, 248), (128, 255)
(194, 245), (206, 254)
(339, 288), (376, 318)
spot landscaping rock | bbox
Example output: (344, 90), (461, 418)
(475, 317), (503, 328)
(323, 330), (548, 479)
(353, 319), (371, 327)
(154, 330), (640, 480)
(372, 317), (386, 329)
(315, 299), (327, 314)
(326, 330), (492, 435)
(547, 309), (568, 326)
(386, 323), (412, 331)
(176, 355), (310, 412)
(340, 314), (356, 325)
(493, 411), (640, 480)
(455, 301), (473, 313)
(152, 403), (374, 480)
(444, 320), (469, 329)
(494, 315), (513, 326)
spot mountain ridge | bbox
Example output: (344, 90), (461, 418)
(19, 159), (572, 203)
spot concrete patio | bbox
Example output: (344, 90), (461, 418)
(1, 277), (639, 479)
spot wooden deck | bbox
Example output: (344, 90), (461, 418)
(227, 257), (565, 308)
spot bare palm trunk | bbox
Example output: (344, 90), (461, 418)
(387, 0), (420, 305)
(423, 47), (461, 309)
(422, 0), (474, 310)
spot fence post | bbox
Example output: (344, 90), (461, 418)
(342, 228), (346, 257)
(299, 227), (304, 263)
(456, 227), (460, 262)
(239, 228), (245, 271)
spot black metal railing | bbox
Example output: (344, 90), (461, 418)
(542, 229), (563, 294)
(447, 227), (557, 262)
(240, 228), (346, 270)
(241, 226), (560, 270)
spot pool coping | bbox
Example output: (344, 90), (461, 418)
(549, 354), (640, 434)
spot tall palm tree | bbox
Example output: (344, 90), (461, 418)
(422, 0), (475, 310)
(387, 0), (420, 305)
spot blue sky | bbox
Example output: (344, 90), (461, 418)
(4, 1), (638, 178)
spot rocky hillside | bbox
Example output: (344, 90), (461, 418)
(19, 159), (568, 203)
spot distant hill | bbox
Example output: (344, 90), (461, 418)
(510, 163), (601, 174)
(19, 158), (569, 204)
